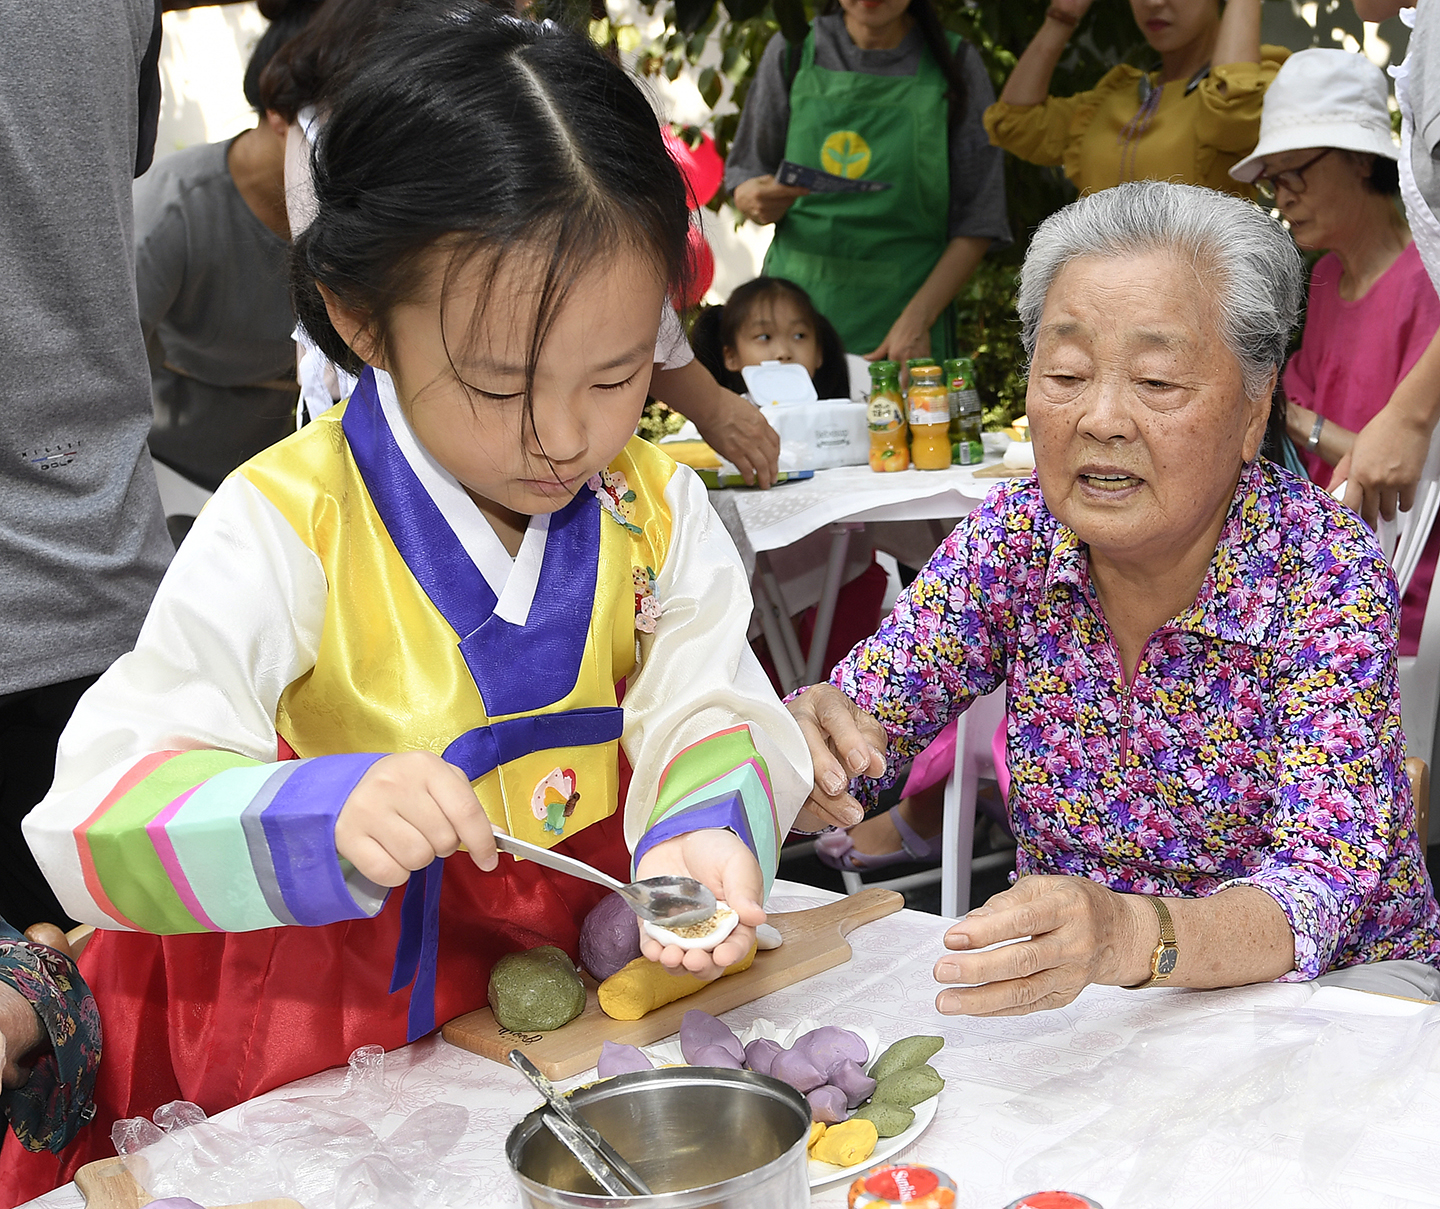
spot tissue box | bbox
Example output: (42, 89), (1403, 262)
(741, 361), (869, 470)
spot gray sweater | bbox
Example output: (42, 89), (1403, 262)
(0, 0), (172, 695)
(724, 14), (1011, 244)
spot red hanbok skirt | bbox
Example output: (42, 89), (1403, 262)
(0, 810), (631, 1206)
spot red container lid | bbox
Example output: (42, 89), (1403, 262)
(1005, 1192), (1105, 1209)
(848, 1164), (957, 1207)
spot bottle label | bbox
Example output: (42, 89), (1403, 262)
(868, 395), (903, 430)
(909, 403), (949, 427)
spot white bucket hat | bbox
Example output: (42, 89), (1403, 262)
(1230, 48), (1397, 183)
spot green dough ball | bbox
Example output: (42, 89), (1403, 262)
(853, 1101), (915, 1138)
(868, 1035), (944, 1082)
(488, 945), (586, 1032)
(871, 1064), (944, 1109)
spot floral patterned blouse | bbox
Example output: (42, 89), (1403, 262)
(831, 459), (1440, 980)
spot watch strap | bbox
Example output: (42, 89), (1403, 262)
(1123, 895), (1177, 990)
(1306, 414), (1325, 452)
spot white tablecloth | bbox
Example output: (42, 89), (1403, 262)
(26, 881), (1440, 1209)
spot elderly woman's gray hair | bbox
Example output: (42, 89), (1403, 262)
(1017, 181), (1304, 401)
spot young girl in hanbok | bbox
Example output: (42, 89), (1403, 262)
(4, 7), (814, 1198)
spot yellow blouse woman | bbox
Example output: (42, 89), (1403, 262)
(984, 0), (1286, 197)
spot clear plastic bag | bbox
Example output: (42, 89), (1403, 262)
(113, 1046), (482, 1209)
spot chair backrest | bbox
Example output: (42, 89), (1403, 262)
(1406, 757), (1430, 852)
(1387, 427), (1440, 597)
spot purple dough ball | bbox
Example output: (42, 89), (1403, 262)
(690, 1042), (744, 1069)
(744, 1037), (784, 1076)
(597, 1040), (654, 1078)
(807, 1085), (850, 1124)
(680, 1009), (744, 1064)
(579, 893), (642, 981)
(793, 1026), (869, 1076)
(770, 1047), (826, 1093)
(828, 1058), (877, 1108)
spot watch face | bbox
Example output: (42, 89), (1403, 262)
(1157, 948), (1178, 976)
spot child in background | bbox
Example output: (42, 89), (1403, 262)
(6, 8), (814, 1198)
(691, 276), (853, 401)
(693, 277), (888, 690)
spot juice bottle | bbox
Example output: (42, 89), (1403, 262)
(943, 357), (984, 466)
(867, 361), (908, 472)
(906, 364), (950, 470)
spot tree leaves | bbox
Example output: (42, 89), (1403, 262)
(770, 0), (809, 50)
(675, 0), (718, 35)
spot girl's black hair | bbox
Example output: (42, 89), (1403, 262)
(691, 276), (851, 400)
(244, 0), (327, 116)
(819, 0), (967, 120)
(257, 0), (408, 124)
(290, 3), (691, 436)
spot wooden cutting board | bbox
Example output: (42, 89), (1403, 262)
(442, 887), (903, 1079)
(75, 1156), (304, 1209)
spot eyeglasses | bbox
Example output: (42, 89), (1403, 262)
(1255, 149), (1333, 203)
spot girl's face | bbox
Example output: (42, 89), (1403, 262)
(364, 246), (664, 523)
(722, 294), (824, 379)
(1129, 0), (1220, 56)
(839, 0), (913, 39)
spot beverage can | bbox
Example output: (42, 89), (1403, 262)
(945, 356), (984, 467)
(1003, 1193), (1105, 1209)
(848, 1163), (957, 1207)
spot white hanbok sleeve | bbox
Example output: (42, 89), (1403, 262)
(620, 463), (811, 894)
(22, 475), (388, 933)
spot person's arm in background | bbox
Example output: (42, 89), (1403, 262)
(725, 34), (809, 226)
(869, 42), (1009, 364)
(651, 360), (781, 488)
(1331, 327), (1440, 526)
(1210, 0), (1262, 71)
(1284, 403), (1358, 467)
(996, 0), (1094, 106)
(866, 237), (988, 365)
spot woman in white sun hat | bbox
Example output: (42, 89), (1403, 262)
(1231, 46), (1440, 657)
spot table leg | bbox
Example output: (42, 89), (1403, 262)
(804, 523), (860, 686)
(755, 552), (806, 694)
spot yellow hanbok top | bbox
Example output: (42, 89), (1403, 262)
(983, 46), (1289, 197)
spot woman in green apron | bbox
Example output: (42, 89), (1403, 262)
(724, 0), (1009, 363)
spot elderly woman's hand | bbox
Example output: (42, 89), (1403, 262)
(0, 979), (43, 1090)
(933, 876), (1153, 1015)
(785, 684), (887, 830)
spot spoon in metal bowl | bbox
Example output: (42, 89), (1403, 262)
(493, 833), (717, 928)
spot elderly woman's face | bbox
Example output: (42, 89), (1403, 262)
(1027, 251), (1271, 570)
(1260, 147), (1380, 253)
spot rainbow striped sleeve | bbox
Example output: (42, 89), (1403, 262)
(632, 726), (782, 897)
(65, 749), (389, 933)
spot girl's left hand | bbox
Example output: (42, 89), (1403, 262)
(635, 829), (765, 979)
(866, 309), (932, 368)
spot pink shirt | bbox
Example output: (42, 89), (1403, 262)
(1283, 241), (1440, 655)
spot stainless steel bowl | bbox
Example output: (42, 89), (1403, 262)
(506, 1066), (812, 1208)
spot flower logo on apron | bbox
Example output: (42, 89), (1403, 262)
(821, 131), (871, 179)
(532, 767), (581, 836)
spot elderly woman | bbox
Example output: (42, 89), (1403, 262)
(792, 180), (1440, 1011)
(1229, 48), (1440, 657)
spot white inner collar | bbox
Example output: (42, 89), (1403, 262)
(373, 369), (548, 626)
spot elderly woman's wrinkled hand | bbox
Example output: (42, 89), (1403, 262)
(784, 683), (887, 830)
(933, 875), (1151, 1016)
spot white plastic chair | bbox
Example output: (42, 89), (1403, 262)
(1390, 434), (1440, 783)
(838, 686), (1010, 916)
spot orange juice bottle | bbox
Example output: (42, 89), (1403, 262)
(906, 364), (950, 470)
(867, 361), (908, 472)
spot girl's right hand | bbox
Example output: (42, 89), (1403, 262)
(733, 175), (809, 226)
(336, 751), (499, 886)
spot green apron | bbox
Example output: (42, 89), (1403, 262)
(763, 28), (956, 358)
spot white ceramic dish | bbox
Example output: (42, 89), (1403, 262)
(638, 1017), (939, 1191)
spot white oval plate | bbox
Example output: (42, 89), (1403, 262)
(637, 1017), (939, 1191)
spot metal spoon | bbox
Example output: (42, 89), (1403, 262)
(509, 1050), (653, 1196)
(494, 833), (716, 927)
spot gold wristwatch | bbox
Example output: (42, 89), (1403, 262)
(1124, 895), (1177, 989)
